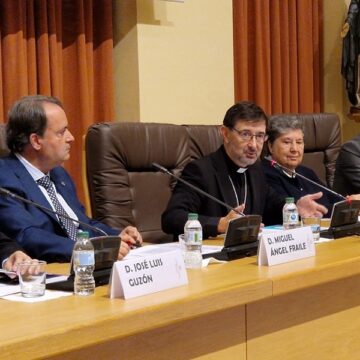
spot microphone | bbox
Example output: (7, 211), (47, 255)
(264, 156), (346, 200)
(0, 187), (109, 237)
(152, 162), (245, 216)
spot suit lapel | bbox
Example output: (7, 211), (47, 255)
(50, 168), (84, 221)
(246, 162), (262, 214)
(6, 155), (59, 223)
(211, 148), (238, 208)
(49, 169), (70, 200)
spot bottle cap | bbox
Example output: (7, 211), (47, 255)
(76, 230), (89, 239)
(285, 197), (295, 203)
(188, 213), (198, 220)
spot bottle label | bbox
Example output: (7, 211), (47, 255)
(74, 252), (95, 266)
(283, 211), (299, 226)
(185, 230), (203, 244)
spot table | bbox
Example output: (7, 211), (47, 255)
(1, 236), (360, 359)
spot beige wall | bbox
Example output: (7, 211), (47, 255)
(114, 0), (360, 140)
(113, 0), (140, 122)
(113, 0), (234, 124)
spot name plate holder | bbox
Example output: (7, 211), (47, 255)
(258, 227), (315, 266)
(109, 250), (188, 299)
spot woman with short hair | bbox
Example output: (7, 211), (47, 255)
(261, 116), (341, 212)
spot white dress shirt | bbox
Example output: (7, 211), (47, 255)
(15, 153), (79, 227)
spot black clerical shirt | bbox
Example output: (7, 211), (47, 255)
(221, 147), (249, 210)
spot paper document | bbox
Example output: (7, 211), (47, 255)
(202, 245), (223, 254)
(46, 275), (69, 284)
(127, 242), (226, 267)
(3, 290), (72, 302)
(125, 243), (182, 259)
(0, 274), (69, 298)
(0, 283), (21, 297)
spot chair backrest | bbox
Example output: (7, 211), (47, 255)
(183, 124), (223, 160)
(85, 122), (190, 243)
(269, 113), (341, 187)
(0, 124), (9, 157)
(85, 114), (341, 242)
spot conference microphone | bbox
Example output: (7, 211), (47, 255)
(264, 156), (346, 200)
(152, 162), (245, 216)
(0, 187), (108, 237)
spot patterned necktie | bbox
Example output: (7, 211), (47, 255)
(36, 176), (78, 241)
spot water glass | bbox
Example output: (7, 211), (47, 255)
(302, 216), (321, 241)
(178, 233), (202, 269)
(18, 261), (47, 297)
(178, 234), (186, 254)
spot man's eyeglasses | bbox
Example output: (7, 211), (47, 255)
(231, 128), (268, 143)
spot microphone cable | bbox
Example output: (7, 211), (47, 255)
(0, 187), (109, 237)
(264, 156), (346, 201)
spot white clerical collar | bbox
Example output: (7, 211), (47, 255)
(237, 167), (247, 174)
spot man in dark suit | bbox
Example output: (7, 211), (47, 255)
(162, 101), (327, 238)
(0, 235), (31, 273)
(333, 134), (360, 195)
(0, 95), (142, 262)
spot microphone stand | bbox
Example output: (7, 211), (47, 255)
(265, 157), (360, 239)
(152, 162), (245, 216)
(264, 156), (346, 200)
(0, 187), (108, 236)
(153, 163), (261, 261)
(0, 187), (125, 290)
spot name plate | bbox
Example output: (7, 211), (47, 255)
(258, 227), (315, 266)
(109, 250), (188, 299)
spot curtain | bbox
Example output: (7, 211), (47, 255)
(0, 0), (114, 201)
(233, 0), (323, 114)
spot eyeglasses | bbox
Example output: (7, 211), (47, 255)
(231, 128), (268, 143)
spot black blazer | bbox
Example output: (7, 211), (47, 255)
(0, 154), (119, 262)
(333, 134), (360, 195)
(262, 160), (340, 213)
(162, 147), (284, 238)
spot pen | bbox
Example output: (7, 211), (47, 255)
(123, 238), (142, 249)
(132, 240), (142, 248)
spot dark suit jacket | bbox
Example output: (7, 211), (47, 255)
(162, 147), (284, 238)
(262, 160), (340, 213)
(0, 154), (119, 262)
(0, 234), (22, 265)
(333, 134), (360, 195)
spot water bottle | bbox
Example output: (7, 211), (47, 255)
(184, 213), (203, 269)
(73, 230), (95, 296)
(282, 197), (299, 229)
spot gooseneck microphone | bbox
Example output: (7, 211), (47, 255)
(0, 187), (108, 236)
(264, 156), (346, 200)
(152, 162), (245, 216)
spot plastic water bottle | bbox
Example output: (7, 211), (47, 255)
(184, 213), (203, 269)
(73, 230), (95, 296)
(282, 197), (299, 229)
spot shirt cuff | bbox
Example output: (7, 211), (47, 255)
(2, 258), (8, 269)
